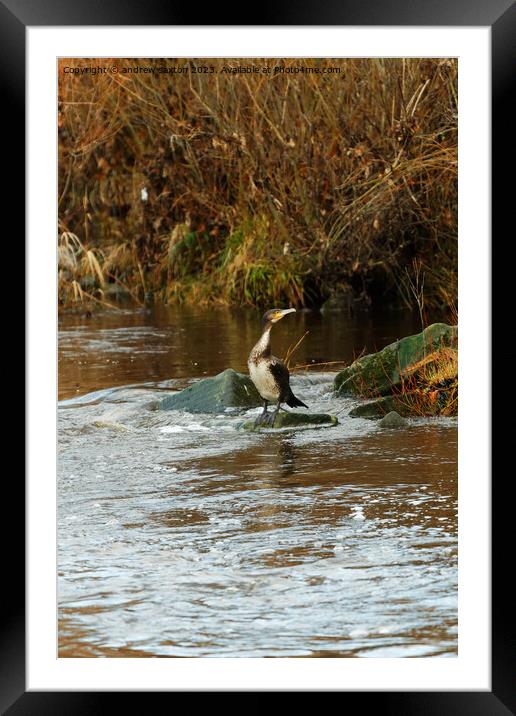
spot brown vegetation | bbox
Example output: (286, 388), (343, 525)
(397, 346), (458, 416)
(58, 57), (457, 310)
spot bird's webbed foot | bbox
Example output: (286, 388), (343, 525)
(262, 412), (277, 427)
(254, 401), (281, 428)
(254, 411), (277, 427)
(262, 405), (282, 427)
(254, 403), (269, 427)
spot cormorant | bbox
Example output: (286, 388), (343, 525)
(248, 308), (308, 427)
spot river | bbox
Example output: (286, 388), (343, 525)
(58, 305), (457, 657)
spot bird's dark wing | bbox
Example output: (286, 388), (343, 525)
(270, 357), (308, 408)
(268, 357), (291, 398)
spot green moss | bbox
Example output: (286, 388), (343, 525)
(335, 323), (458, 397)
(349, 392), (439, 419)
(242, 412), (338, 431)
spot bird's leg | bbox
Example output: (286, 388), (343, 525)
(254, 400), (268, 426)
(264, 400), (282, 427)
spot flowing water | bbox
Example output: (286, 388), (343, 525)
(58, 306), (457, 658)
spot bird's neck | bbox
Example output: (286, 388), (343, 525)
(252, 325), (272, 359)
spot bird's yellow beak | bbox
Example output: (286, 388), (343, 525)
(272, 308), (296, 322)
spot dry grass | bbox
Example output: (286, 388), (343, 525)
(335, 316), (458, 416)
(397, 346), (458, 416)
(284, 330), (310, 369)
(58, 57), (457, 310)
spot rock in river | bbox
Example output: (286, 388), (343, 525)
(334, 323), (458, 397)
(349, 391), (439, 419)
(377, 411), (408, 428)
(158, 368), (262, 413)
(242, 412), (338, 431)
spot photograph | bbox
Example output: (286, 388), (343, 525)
(57, 56), (459, 659)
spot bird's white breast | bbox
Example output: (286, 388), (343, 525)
(248, 359), (280, 401)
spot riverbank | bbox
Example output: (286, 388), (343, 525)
(58, 57), (457, 311)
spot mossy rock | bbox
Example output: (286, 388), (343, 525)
(377, 411), (408, 428)
(335, 323), (458, 397)
(158, 369), (262, 413)
(349, 391), (439, 419)
(242, 412), (338, 431)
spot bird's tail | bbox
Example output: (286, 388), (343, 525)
(286, 390), (308, 409)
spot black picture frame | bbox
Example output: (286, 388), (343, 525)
(6, 0), (513, 710)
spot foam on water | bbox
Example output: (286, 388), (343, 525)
(58, 372), (458, 657)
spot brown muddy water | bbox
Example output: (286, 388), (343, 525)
(58, 306), (457, 657)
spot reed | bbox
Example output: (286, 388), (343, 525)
(58, 57), (457, 310)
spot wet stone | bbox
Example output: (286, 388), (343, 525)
(377, 411), (408, 428)
(242, 412), (338, 431)
(158, 368), (262, 414)
(349, 391), (438, 419)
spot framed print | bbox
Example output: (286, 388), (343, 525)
(5, 0), (514, 710)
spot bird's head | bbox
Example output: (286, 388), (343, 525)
(262, 308), (296, 330)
